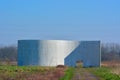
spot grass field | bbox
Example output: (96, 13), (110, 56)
(83, 61), (120, 80)
(62, 61), (120, 80)
(0, 61), (120, 80)
(102, 60), (120, 76)
(0, 66), (65, 80)
(87, 67), (120, 80)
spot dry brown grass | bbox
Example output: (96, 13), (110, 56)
(0, 61), (17, 65)
(24, 67), (65, 80)
(0, 66), (66, 80)
(102, 60), (120, 76)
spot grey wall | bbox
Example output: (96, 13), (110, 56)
(18, 40), (79, 66)
(65, 41), (101, 67)
(18, 40), (39, 65)
(18, 40), (101, 67)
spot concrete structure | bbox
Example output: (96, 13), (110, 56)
(18, 40), (101, 67)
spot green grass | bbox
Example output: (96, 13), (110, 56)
(1, 65), (120, 80)
(87, 67), (120, 80)
(0, 65), (54, 80)
(60, 67), (74, 80)
(0, 65), (52, 73)
(60, 66), (120, 80)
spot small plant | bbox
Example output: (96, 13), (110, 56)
(60, 67), (74, 80)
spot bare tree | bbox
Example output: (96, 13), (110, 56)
(0, 46), (17, 61)
(101, 43), (120, 61)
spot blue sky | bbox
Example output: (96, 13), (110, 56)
(0, 0), (120, 46)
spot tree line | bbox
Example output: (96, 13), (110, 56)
(101, 43), (120, 61)
(0, 43), (120, 62)
(0, 46), (17, 61)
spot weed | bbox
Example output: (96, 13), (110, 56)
(60, 67), (74, 80)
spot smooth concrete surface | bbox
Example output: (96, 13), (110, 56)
(18, 40), (101, 67)
(65, 41), (101, 67)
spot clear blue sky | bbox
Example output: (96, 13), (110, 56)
(0, 0), (120, 46)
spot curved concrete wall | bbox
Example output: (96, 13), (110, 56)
(18, 40), (79, 66)
(18, 40), (101, 67)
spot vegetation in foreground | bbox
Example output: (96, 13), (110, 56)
(76, 61), (120, 80)
(87, 67), (120, 80)
(0, 66), (65, 80)
(60, 67), (74, 80)
(61, 61), (120, 80)
(0, 64), (120, 80)
(61, 65), (120, 80)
